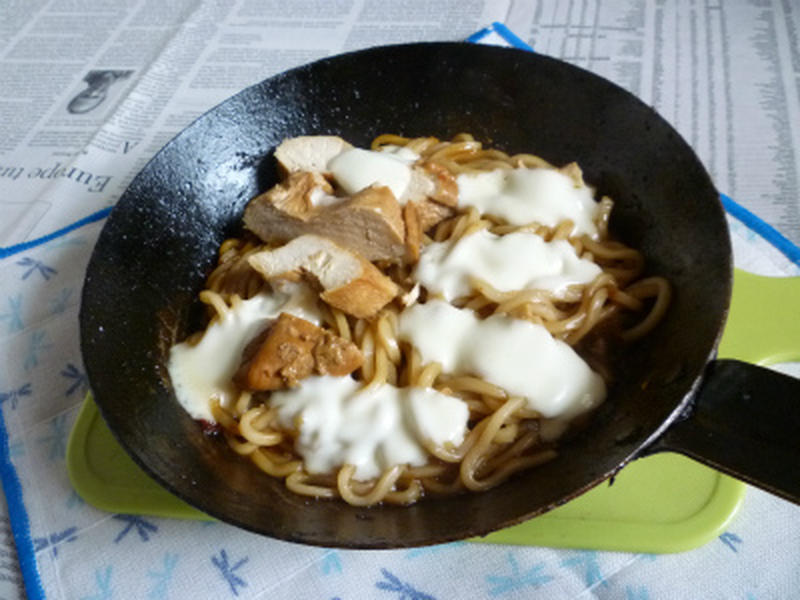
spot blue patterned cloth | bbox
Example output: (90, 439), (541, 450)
(1, 25), (799, 600)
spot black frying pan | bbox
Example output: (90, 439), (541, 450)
(80, 43), (800, 548)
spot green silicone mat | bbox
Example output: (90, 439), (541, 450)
(67, 269), (800, 553)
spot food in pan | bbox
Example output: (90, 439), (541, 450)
(167, 133), (671, 506)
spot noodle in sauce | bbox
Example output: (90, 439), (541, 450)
(169, 133), (671, 506)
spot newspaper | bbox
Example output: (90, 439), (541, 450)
(0, 0), (798, 594)
(507, 0), (800, 244)
(2, 0), (799, 251)
(0, 0), (510, 251)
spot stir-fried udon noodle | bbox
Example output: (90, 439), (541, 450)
(168, 133), (671, 507)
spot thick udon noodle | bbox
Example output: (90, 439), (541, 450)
(194, 133), (671, 507)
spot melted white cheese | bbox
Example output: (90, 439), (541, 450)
(328, 147), (413, 200)
(376, 144), (420, 164)
(168, 287), (321, 422)
(308, 186), (343, 207)
(397, 300), (606, 420)
(457, 167), (600, 237)
(414, 229), (602, 301)
(269, 376), (469, 481)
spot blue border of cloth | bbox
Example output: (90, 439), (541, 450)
(466, 21), (534, 51)
(0, 416), (45, 598)
(0, 207), (112, 260)
(721, 194), (800, 267)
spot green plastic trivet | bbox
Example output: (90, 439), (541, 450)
(67, 269), (800, 552)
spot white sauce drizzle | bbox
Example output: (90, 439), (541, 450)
(167, 286), (321, 422)
(376, 144), (420, 164)
(308, 186), (343, 208)
(269, 376), (469, 481)
(397, 300), (606, 421)
(328, 147), (414, 200)
(414, 229), (602, 301)
(457, 167), (600, 237)
(171, 150), (614, 473)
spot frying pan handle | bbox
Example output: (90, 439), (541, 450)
(649, 358), (800, 504)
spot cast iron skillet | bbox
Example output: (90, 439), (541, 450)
(80, 43), (800, 548)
